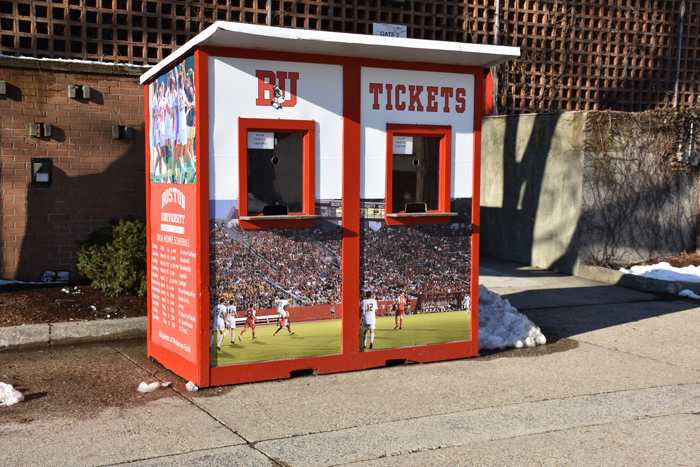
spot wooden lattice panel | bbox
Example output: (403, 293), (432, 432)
(0, 0), (697, 114)
(497, 0), (699, 113)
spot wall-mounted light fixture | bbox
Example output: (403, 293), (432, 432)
(31, 158), (53, 188)
(0, 80), (6, 95)
(112, 125), (134, 139)
(28, 123), (52, 138)
(68, 85), (91, 99)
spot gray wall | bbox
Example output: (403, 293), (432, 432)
(480, 111), (698, 274)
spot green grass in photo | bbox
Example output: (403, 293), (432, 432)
(210, 311), (471, 366)
(153, 161), (195, 184)
(360, 310), (471, 351)
(210, 319), (342, 367)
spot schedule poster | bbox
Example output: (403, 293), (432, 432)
(149, 183), (198, 362)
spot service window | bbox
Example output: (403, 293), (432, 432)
(246, 131), (304, 215)
(385, 124), (454, 224)
(238, 118), (317, 228)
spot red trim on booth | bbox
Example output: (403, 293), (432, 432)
(144, 85), (152, 355)
(384, 124), (452, 226)
(470, 69), (483, 348)
(196, 49), (211, 387)
(483, 68), (495, 116)
(210, 339), (477, 386)
(237, 118), (316, 229)
(342, 62), (362, 356)
(149, 342), (200, 384)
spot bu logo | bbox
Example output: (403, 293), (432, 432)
(256, 70), (299, 109)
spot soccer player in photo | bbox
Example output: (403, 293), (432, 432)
(210, 297), (228, 351)
(394, 293), (406, 329)
(238, 306), (258, 340)
(274, 308), (295, 336)
(273, 294), (291, 335)
(361, 291), (378, 349)
(225, 299), (237, 344)
(274, 294), (289, 322)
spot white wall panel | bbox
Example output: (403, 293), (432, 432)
(360, 67), (474, 199)
(208, 57), (343, 200)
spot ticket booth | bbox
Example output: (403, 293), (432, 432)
(140, 22), (519, 387)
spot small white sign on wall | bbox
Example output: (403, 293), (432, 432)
(247, 132), (274, 149)
(393, 136), (413, 154)
(373, 23), (407, 38)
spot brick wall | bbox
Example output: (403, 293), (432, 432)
(0, 57), (147, 281)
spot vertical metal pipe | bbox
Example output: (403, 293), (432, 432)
(673, 0), (686, 108)
(494, 0), (500, 45)
(268, 0), (273, 27)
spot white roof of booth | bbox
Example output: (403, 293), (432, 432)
(140, 21), (520, 84)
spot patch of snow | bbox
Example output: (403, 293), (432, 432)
(0, 382), (25, 407)
(478, 285), (546, 351)
(678, 289), (700, 300)
(0, 280), (42, 287)
(42, 271), (57, 282)
(620, 262), (700, 283)
(0, 53), (151, 68)
(137, 382), (160, 393)
(41, 270), (70, 283)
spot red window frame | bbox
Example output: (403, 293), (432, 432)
(238, 118), (317, 229)
(385, 124), (454, 225)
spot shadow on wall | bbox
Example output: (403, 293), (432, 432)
(480, 112), (583, 275)
(15, 138), (146, 281)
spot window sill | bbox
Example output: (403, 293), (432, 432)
(239, 215), (321, 229)
(385, 212), (457, 226)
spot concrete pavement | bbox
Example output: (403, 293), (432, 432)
(1, 256), (699, 466)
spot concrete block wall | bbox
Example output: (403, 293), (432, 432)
(0, 57), (147, 281)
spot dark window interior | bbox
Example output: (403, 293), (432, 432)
(391, 136), (440, 212)
(247, 132), (304, 215)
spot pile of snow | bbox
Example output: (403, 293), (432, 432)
(137, 382), (160, 393)
(478, 285), (546, 350)
(0, 280), (42, 287)
(620, 262), (700, 283)
(679, 289), (700, 300)
(42, 271), (70, 282)
(0, 382), (24, 407)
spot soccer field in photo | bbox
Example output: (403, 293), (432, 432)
(210, 310), (471, 367)
(363, 310), (471, 351)
(210, 320), (342, 367)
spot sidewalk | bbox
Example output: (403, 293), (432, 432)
(1, 256), (699, 466)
